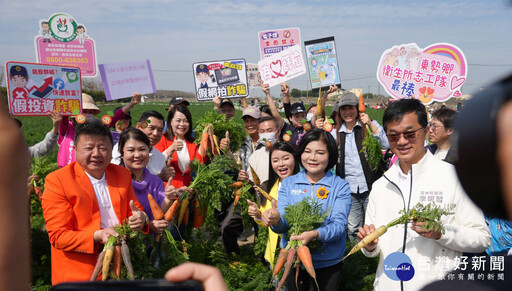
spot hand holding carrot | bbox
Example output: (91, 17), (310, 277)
(357, 224), (379, 252)
(93, 227), (118, 243)
(314, 118), (324, 129)
(247, 199), (261, 220)
(149, 219), (169, 234)
(290, 230), (318, 246)
(411, 221), (442, 239)
(128, 200), (147, 232)
(238, 170), (249, 182)
(165, 181), (178, 200)
(262, 199), (280, 227)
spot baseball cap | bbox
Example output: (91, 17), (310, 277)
(338, 93), (358, 108)
(242, 106), (261, 119)
(166, 97), (190, 110)
(220, 99), (234, 109)
(290, 103), (306, 115)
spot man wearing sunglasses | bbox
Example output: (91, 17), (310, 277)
(357, 99), (490, 291)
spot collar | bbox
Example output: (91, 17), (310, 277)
(294, 169), (334, 187)
(85, 171), (107, 184)
(387, 150), (432, 179)
(339, 120), (362, 133)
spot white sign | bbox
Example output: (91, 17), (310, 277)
(99, 59), (156, 101)
(257, 45), (306, 88)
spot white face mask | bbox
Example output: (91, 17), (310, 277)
(259, 132), (277, 146)
(306, 113), (314, 122)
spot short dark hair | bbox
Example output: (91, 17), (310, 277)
(74, 117), (113, 147)
(383, 99), (428, 132)
(296, 128), (338, 172)
(431, 107), (456, 129)
(258, 116), (278, 129)
(260, 105), (271, 116)
(165, 105), (194, 142)
(139, 110), (164, 123)
(118, 128), (150, 158)
(76, 25), (85, 31)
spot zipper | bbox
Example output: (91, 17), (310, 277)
(384, 167), (413, 291)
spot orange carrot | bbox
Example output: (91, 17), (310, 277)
(35, 186), (43, 200)
(295, 255), (301, 289)
(229, 182), (243, 188)
(192, 199), (205, 228)
(277, 248), (296, 291)
(199, 126), (210, 157)
(297, 245), (316, 279)
(113, 245), (121, 277)
(148, 194), (164, 220)
(273, 249), (287, 276)
(359, 93), (365, 112)
(164, 199), (180, 222)
(233, 189), (242, 206)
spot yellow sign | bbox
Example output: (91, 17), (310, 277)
(224, 62), (242, 70)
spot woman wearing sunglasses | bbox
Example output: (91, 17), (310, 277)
(332, 90), (389, 243)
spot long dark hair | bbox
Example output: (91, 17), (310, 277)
(164, 105), (194, 142)
(261, 142), (299, 204)
(118, 127), (150, 167)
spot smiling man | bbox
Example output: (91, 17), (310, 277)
(42, 118), (148, 285)
(357, 99), (490, 291)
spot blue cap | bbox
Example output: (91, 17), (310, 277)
(196, 64), (209, 74)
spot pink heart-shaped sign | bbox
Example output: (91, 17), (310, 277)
(453, 90), (461, 97)
(270, 60), (284, 78)
(450, 76), (466, 90)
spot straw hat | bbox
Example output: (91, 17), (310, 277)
(82, 93), (101, 115)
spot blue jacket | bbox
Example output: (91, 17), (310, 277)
(271, 170), (352, 269)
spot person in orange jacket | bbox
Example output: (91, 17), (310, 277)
(42, 118), (148, 285)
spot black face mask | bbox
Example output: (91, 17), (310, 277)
(453, 74), (512, 220)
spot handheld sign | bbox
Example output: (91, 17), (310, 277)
(258, 27), (301, 59)
(99, 60), (157, 101)
(34, 12), (98, 77)
(192, 59), (248, 101)
(376, 43), (468, 104)
(5, 61), (82, 116)
(304, 36), (341, 92)
(247, 63), (263, 88)
(257, 45), (306, 88)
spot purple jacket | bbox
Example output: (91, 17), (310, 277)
(131, 168), (166, 221)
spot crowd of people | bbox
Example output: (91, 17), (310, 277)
(6, 77), (512, 291)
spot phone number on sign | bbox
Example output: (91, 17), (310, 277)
(45, 57), (89, 64)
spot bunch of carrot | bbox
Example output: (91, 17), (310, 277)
(90, 223), (134, 281)
(199, 123), (220, 158)
(272, 198), (328, 290)
(342, 202), (455, 260)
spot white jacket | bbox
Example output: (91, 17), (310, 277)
(362, 151), (490, 291)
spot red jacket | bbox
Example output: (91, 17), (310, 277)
(154, 136), (203, 188)
(42, 162), (145, 285)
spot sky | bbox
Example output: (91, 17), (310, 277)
(1, 0), (512, 98)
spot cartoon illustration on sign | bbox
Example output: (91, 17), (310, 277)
(304, 36), (341, 90)
(5, 61), (82, 116)
(377, 43), (467, 105)
(40, 21), (51, 43)
(246, 63), (263, 88)
(34, 12), (98, 77)
(192, 59), (248, 101)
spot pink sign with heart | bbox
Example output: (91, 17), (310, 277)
(376, 43), (467, 104)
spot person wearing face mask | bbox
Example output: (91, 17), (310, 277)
(248, 116), (281, 186)
(57, 93), (141, 168)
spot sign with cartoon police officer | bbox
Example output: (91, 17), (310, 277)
(192, 59), (248, 101)
(34, 12), (98, 77)
(5, 61), (82, 116)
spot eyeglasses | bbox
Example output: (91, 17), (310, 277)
(428, 123), (445, 131)
(387, 127), (425, 143)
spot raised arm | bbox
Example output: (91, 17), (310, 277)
(262, 83), (285, 129)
